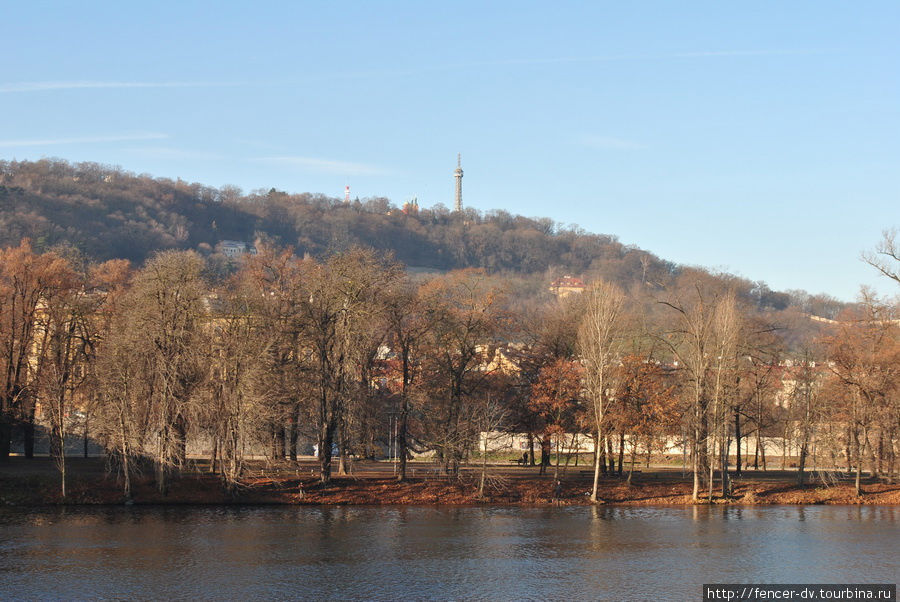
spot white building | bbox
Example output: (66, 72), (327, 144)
(218, 240), (257, 258)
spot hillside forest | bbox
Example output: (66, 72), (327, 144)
(0, 159), (846, 320)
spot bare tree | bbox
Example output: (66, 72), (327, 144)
(791, 349), (824, 485)
(383, 279), (432, 480)
(614, 354), (678, 486)
(577, 280), (628, 502)
(296, 249), (400, 484)
(238, 246), (308, 462)
(658, 283), (741, 502)
(94, 327), (143, 499)
(824, 296), (900, 494)
(530, 358), (582, 481)
(418, 269), (505, 476)
(0, 241), (76, 460)
(200, 281), (269, 491)
(89, 261), (139, 498)
(470, 395), (509, 498)
(511, 297), (583, 468)
(708, 290), (741, 500)
(119, 251), (207, 494)
(33, 263), (92, 498)
(863, 229), (900, 285)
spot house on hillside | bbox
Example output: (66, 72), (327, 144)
(476, 343), (526, 376)
(217, 240), (257, 258)
(549, 275), (586, 299)
(771, 361), (830, 409)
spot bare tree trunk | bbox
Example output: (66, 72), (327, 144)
(797, 438), (809, 485)
(707, 410), (716, 502)
(754, 390), (764, 471)
(553, 436), (560, 481)
(692, 431), (701, 502)
(289, 403), (300, 461)
(121, 446), (131, 500)
(156, 425), (170, 496)
(874, 432), (883, 478)
(51, 424), (67, 499)
(627, 441), (637, 486)
(478, 437), (487, 498)
(397, 400), (409, 481)
(275, 424), (286, 461)
(210, 437), (218, 475)
(590, 430), (602, 502)
(885, 428), (895, 484)
(797, 399), (812, 485)
(117, 410), (132, 499)
(721, 436), (730, 498)
(539, 435), (550, 475)
(60, 448), (66, 499)
(83, 416), (90, 459)
(708, 431), (716, 503)
(781, 426), (789, 470)
(845, 425), (853, 472)
(693, 403), (710, 502)
(174, 414), (188, 466)
(617, 432), (625, 476)
(760, 432), (767, 471)
(269, 422), (278, 460)
(0, 417), (11, 462)
(319, 423), (334, 484)
(24, 403), (36, 459)
(753, 434), (759, 470)
(854, 426), (863, 497)
(599, 434), (607, 475)
(607, 435), (615, 474)
(338, 426), (351, 476)
(862, 433), (875, 482)
(156, 461), (168, 496)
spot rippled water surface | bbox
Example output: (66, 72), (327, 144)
(1, 505), (897, 600)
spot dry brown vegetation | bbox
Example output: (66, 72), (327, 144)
(3, 458), (899, 507)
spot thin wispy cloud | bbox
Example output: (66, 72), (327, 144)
(455, 49), (817, 69)
(0, 133), (168, 148)
(323, 49), (823, 81)
(580, 135), (646, 150)
(125, 146), (223, 160)
(253, 156), (390, 176)
(670, 50), (817, 58)
(0, 81), (237, 93)
(2, 50), (814, 93)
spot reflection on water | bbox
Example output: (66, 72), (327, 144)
(1, 505), (897, 600)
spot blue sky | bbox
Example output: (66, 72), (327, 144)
(2, 2), (898, 301)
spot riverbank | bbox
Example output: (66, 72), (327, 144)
(2, 458), (898, 506)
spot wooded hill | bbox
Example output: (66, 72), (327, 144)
(0, 158), (845, 319)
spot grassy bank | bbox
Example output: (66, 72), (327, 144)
(2, 458), (898, 507)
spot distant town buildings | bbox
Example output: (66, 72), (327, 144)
(549, 275), (586, 299)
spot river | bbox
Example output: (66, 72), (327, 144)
(1, 505), (897, 600)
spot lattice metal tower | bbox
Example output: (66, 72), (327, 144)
(454, 153), (463, 212)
